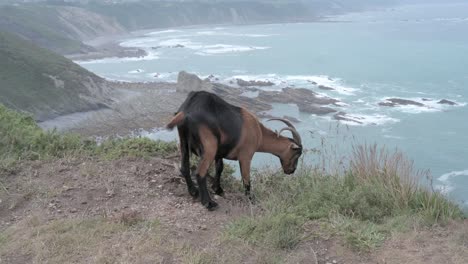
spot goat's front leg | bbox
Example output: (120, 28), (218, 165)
(239, 158), (253, 199)
(212, 158), (224, 196)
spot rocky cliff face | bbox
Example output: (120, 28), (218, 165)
(55, 6), (126, 41)
(85, 1), (316, 31)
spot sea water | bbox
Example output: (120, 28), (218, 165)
(79, 2), (468, 206)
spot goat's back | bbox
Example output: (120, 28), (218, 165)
(177, 91), (243, 158)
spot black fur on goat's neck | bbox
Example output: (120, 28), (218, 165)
(176, 91), (243, 159)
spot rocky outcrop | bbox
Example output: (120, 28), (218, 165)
(318, 85), (334, 91)
(176, 72), (340, 117)
(438, 99), (457, 106)
(333, 112), (363, 125)
(176, 71), (213, 93)
(379, 98), (424, 107)
(257, 88), (339, 115)
(236, 79), (275, 87)
(299, 105), (337, 115)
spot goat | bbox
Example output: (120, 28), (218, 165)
(167, 91), (303, 210)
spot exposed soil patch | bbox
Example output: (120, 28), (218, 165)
(1, 157), (466, 264)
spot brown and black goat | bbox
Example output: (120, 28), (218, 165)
(167, 91), (303, 210)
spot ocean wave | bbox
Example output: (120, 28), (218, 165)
(284, 75), (359, 96)
(436, 169), (468, 195)
(196, 31), (274, 37)
(196, 45), (270, 55)
(156, 39), (270, 55)
(158, 38), (201, 48)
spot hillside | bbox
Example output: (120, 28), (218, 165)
(0, 1), (396, 55)
(0, 106), (466, 263)
(0, 4), (125, 54)
(0, 30), (111, 121)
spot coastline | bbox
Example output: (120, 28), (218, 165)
(66, 19), (337, 62)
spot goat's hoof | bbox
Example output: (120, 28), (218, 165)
(247, 193), (256, 203)
(213, 187), (224, 196)
(188, 187), (199, 198)
(204, 200), (219, 211)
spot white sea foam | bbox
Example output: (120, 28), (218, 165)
(158, 38), (202, 49)
(196, 44), (270, 55)
(226, 74), (359, 96)
(145, 29), (182, 36)
(284, 75), (359, 96)
(147, 72), (178, 81)
(196, 31), (274, 37)
(156, 39), (270, 55)
(436, 170), (468, 195)
(128, 69), (145, 74)
(383, 135), (405, 140)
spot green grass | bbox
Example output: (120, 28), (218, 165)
(225, 145), (465, 252)
(0, 104), (177, 166)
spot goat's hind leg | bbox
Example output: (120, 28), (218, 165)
(178, 127), (198, 198)
(196, 127), (219, 210)
(212, 158), (224, 196)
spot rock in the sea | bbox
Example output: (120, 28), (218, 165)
(438, 99), (457, 106)
(299, 104), (337, 115)
(236, 79), (274, 87)
(333, 112), (363, 124)
(171, 44), (185, 48)
(422, 98), (432, 101)
(318, 85), (334, 90)
(379, 98), (424, 107)
(257, 87), (339, 115)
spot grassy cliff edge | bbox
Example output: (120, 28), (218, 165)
(0, 105), (466, 263)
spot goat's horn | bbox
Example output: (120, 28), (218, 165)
(277, 127), (302, 146)
(268, 118), (302, 146)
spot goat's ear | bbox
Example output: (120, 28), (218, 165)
(290, 143), (301, 150)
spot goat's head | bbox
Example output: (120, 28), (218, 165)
(268, 118), (303, 174)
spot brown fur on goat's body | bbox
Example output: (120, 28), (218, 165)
(167, 91), (302, 210)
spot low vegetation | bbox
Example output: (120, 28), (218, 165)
(225, 145), (465, 251)
(0, 104), (177, 166)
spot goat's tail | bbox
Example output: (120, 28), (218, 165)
(166, 112), (185, 130)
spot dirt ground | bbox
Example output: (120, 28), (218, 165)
(1, 157), (466, 264)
